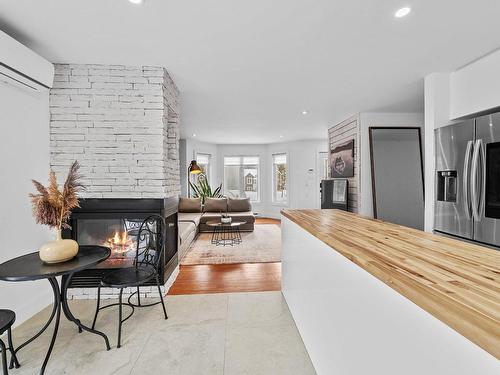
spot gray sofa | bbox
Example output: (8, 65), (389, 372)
(178, 197), (255, 260)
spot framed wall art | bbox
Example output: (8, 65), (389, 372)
(330, 139), (354, 178)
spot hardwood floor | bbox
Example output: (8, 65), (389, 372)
(255, 217), (281, 225)
(168, 262), (281, 295)
(169, 217), (282, 295)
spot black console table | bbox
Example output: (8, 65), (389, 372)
(0, 246), (111, 375)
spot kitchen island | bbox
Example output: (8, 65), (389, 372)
(281, 209), (499, 375)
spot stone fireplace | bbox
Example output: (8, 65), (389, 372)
(49, 63), (181, 298)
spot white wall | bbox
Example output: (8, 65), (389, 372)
(358, 112), (424, 218)
(179, 139), (187, 197)
(0, 82), (52, 325)
(267, 140), (328, 218)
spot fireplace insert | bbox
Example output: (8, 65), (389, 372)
(63, 198), (178, 288)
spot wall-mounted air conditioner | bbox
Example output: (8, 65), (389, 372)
(0, 30), (54, 92)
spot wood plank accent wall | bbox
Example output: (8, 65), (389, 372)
(328, 115), (360, 213)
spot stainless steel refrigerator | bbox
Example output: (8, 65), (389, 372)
(435, 113), (500, 248)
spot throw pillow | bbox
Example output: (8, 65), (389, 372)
(178, 197), (202, 213)
(204, 197), (228, 212)
(227, 197), (252, 212)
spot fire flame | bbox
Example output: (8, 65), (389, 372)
(104, 231), (133, 255)
(113, 231), (127, 245)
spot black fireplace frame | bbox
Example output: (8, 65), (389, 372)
(63, 198), (178, 289)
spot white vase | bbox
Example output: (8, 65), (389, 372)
(39, 228), (79, 264)
(221, 216), (232, 224)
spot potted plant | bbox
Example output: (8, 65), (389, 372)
(189, 173), (223, 204)
(30, 161), (84, 263)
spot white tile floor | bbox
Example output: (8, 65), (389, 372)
(7, 292), (316, 375)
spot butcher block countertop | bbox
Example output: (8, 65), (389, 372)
(281, 209), (500, 359)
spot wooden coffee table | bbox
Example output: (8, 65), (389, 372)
(205, 220), (246, 246)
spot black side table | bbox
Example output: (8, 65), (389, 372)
(0, 246), (111, 375)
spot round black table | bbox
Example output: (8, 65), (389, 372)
(0, 245), (111, 375)
(205, 220), (246, 246)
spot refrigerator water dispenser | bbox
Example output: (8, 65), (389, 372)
(437, 170), (457, 202)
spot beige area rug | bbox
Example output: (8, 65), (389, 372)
(181, 224), (281, 265)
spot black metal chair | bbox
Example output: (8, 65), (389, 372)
(91, 215), (168, 348)
(0, 309), (20, 374)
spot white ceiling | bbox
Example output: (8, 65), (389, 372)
(1, 0), (500, 144)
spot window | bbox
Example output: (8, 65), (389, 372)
(224, 156), (260, 202)
(196, 153), (211, 181)
(272, 153), (288, 204)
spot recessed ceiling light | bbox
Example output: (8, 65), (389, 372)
(129, 0), (144, 5)
(394, 7), (411, 18)
(279, 135), (284, 138)
(192, 133), (196, 137)
(302, 110), (308, 115)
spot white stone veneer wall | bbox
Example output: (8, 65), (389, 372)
(49, 64), (181, 299)
(50, 64), (180, 198)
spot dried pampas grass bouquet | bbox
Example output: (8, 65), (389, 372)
(29, 161), (84, 231)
